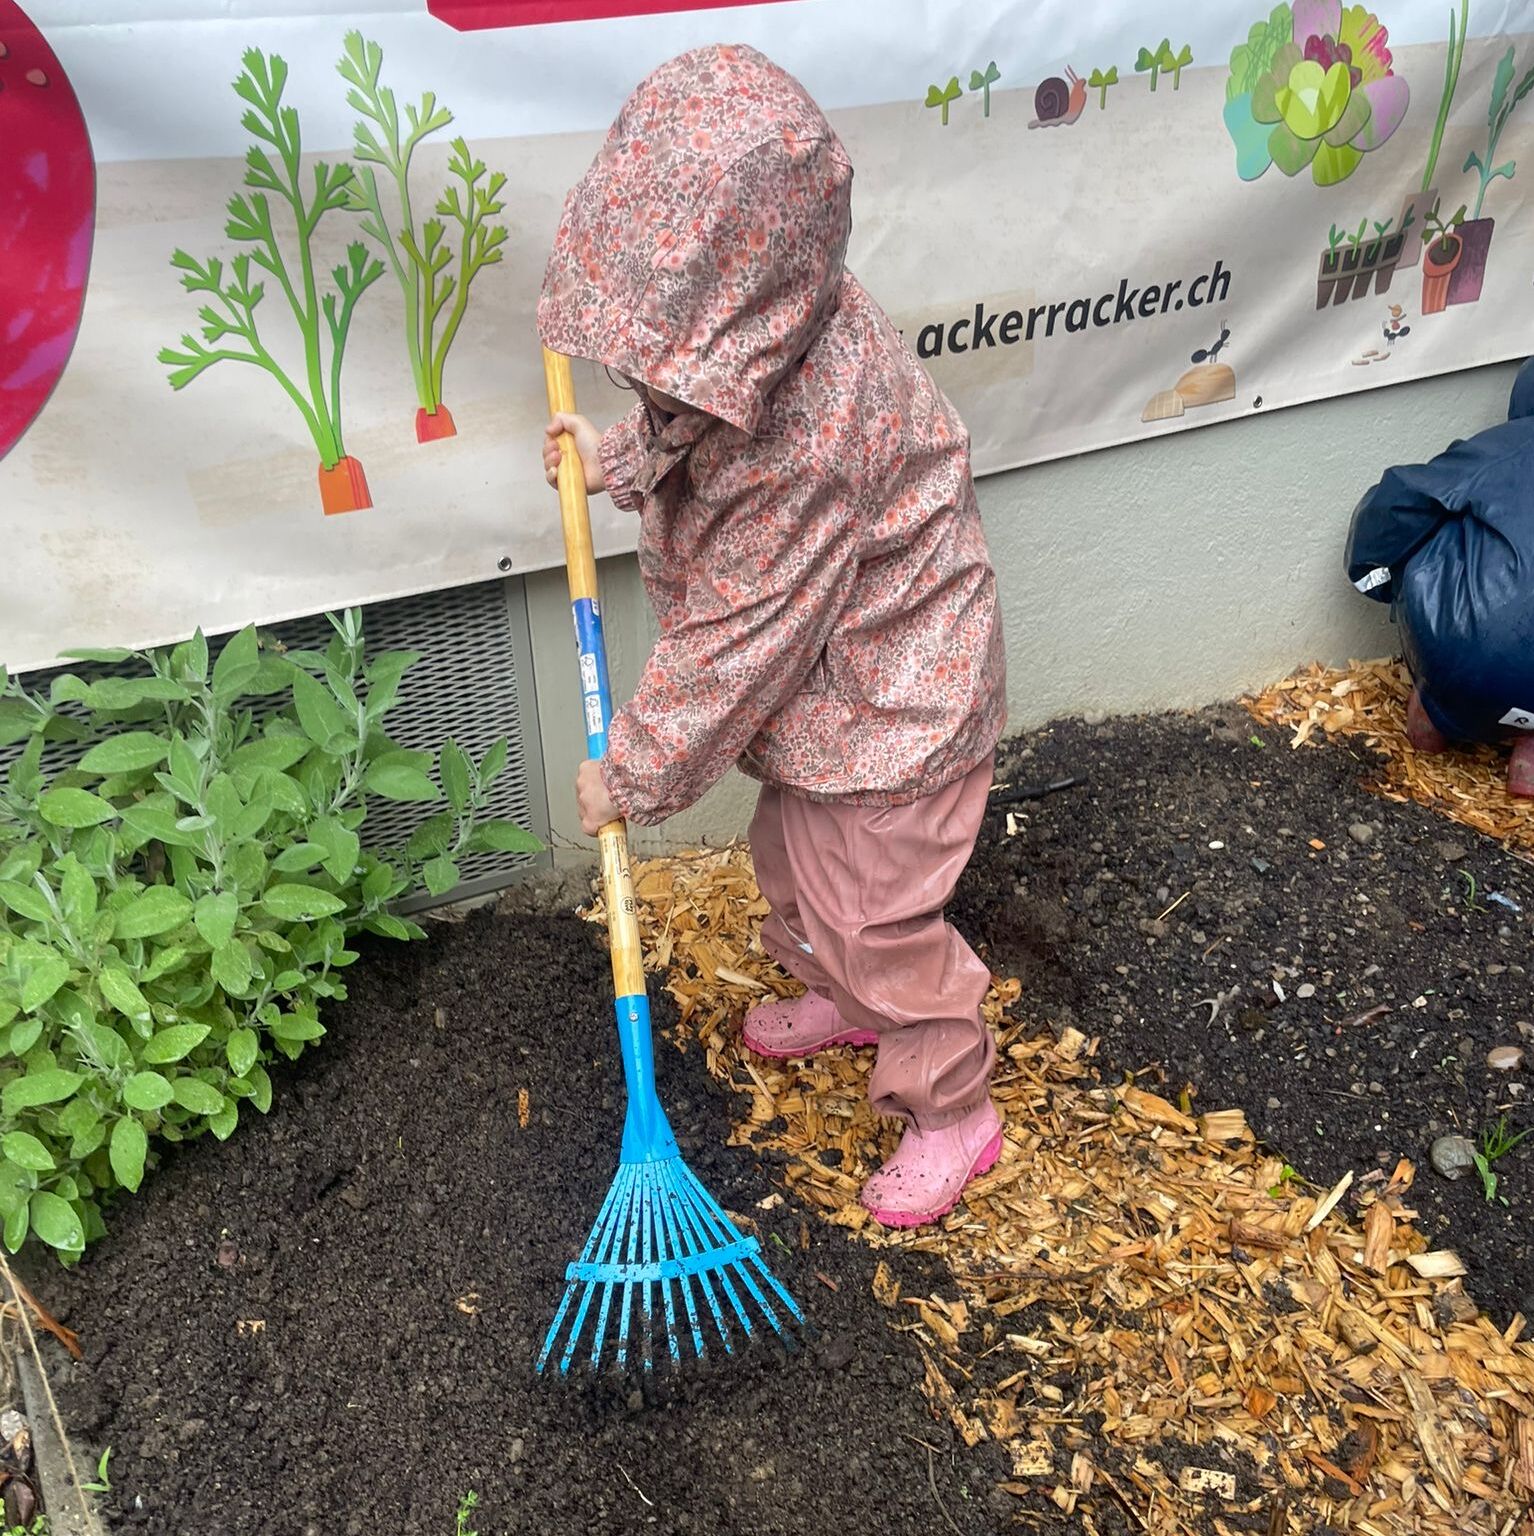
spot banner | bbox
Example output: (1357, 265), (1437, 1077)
(3, 0), (1533, 670)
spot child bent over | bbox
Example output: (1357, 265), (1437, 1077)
(540, 44), (1007, 1228)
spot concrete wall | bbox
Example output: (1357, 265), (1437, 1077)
(528, 361), (1520, 856)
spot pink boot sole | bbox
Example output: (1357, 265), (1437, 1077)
(862, 1129), (1005, 1229)
(740, 1025), (880, 1060)
(1511, 736), (1534, 799)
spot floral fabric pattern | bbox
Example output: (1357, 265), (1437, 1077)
(538, 44), (1006, 825)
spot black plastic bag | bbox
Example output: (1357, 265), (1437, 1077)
(1344, 358), (1534, 743)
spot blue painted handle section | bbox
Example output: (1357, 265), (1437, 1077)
(572, 596), (614, 759)
(615, 992), (679, 1163)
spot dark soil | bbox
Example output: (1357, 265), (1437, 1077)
(954, 707), (1534, 1326)
(37, 913), (1011, 1535)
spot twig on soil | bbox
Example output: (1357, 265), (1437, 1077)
(2, 1269), (81, 1360)
(925, 1446), (965, 1536)
(1156, 890), (1190, 923)
(617, 1464), (655, 1509)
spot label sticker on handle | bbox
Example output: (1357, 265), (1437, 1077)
(1353, 566), (1391, 594)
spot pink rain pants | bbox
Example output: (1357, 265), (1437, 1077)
(749, 755), (997, 1131)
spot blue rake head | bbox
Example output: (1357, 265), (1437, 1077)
(536, 994), (806, 1376)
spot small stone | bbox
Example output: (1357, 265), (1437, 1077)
(1487, 1045), (1525, 1072)
(749, 1462), (776, 1483)
(627, 1390), (645, 1412)
(1082, 709), (1108, 726)
(1266, 1097), (1281, 1110)
(509, 1437), (525, 1464)
(215, 1238), (239, 1269)
(1209, 840), (1225, 850)
(1348, 823), (1375, 846)
(1430, 1135), (1477, 1180)
(176, 1418), (206, 1445)
(1297, 983), (1316, 999)
(1435, 841), (1468, 863)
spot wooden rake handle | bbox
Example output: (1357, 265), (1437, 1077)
(543, 348), (647, 1005)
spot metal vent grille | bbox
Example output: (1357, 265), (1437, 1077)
(3, 578), (549, 910)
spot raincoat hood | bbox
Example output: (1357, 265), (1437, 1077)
(1509, 356), (1534, 421)
(537, 44), (854, 435)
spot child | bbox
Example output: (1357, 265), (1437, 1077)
(539, 44), (1007, 1228)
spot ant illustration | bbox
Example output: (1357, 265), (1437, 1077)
(1192, 320), (1230, 365)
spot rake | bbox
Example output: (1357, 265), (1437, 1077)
(536, 349), (806, 1376)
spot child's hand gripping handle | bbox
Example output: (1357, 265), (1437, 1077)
(542, 348), (647, 1013)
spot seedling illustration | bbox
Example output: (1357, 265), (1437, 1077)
(338, 32), (509, 443)
(925, 76), (962, 125)
(1161, 41), (1194, 89)
(1088, 65), (1119, 109)
(968, 60), (1000, 116)
(158, 48), (383, 515)
(1136, 38), (1171, 90)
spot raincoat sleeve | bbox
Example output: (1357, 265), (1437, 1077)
(601, 448), (862, 824)
(599, 402), (651, 514)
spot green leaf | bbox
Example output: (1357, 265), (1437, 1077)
(0, 881), (51, 923)
(365, 754), (441, 803)
(291, 668), (353, 750)
(226, 1027), (260, 1078)
(466, 820), (543, 856)
(2, 1204), (28, 1254)
(141, 945), (189, 985)
(116, 887), (194, 939)
(271, 1013), (325, 1043)
(80, 1019), (133, 1073)
(208, 1100), (239, 1141)
(439, 741), (472, 813)
(0, 698), (40, 749)
(230, 734), (313, 773)
(78, 733), (170, 775)
(59, 856), (98, 929)
(273, 843), (324, 873)
(211, 939), (254, 995)
(119, 803), (199, 849)
(9, 1018), (45, 1056)
(39, 787), (118, 829)
(110, 1117), (149, 1192)
(143, 1024), (211, 1064)
(171, 1078), (225, 1117)
(121, 1071), (175, 1111)
(366, 913), (414, 941)
(312, 817), (361, 884)
(58, 646), (134, 663)
(1, 1132), (54, 1172)
(478, 737), (508, 788)
(98, 966), (152, 1025)
(260, 884), (348, 922)
(423, 857), (460, 897)
(85, 677), (188, 710)
(211, 625), (262, 701)
(28, 1190), (84, 1255)
(21, 956), (71, 1012)
(194, 891), (240, 949)
(2, 1070), (84, 1115)
(407, 812), (454, 861)
(248, 1065), (274, 1114)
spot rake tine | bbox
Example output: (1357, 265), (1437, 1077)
(674, 1171), (756, 1343)
(639, 1178), (657, 1373)
(679, 1166), (802, 1335)
(541, 1163), (627, 1373)
(664, 1161), (738, 1354)
(612, 1174), (645, 1374)
(564, 1165), (634, 1374)
(650, 1180), (682, 1366)
(654, 1168), (706, 1360)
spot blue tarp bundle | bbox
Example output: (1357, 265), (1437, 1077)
(1345, 358), (1534, 744)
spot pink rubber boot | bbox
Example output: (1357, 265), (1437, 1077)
(859, 1099), (1004, 1229)
(1406, 687), (1450, 753)
(741, 992), (879, 1060)
(1511, 735), (1534, 799)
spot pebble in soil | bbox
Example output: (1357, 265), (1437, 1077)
(36, 914), (1010, 1536)
(953, 707), (1534, 1325)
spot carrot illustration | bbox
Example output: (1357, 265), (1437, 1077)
(158, 49), (383, 514)
(338, 32), (508, 444)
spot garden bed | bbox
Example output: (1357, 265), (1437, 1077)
(954, 706), (1533, 1326)
(32, 913), (1007, 1536)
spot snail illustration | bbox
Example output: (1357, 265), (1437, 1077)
(1029, 66), (1087, 129)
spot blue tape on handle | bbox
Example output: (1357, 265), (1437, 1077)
(571, 596), (613, 760)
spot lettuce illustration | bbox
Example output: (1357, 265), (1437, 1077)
(1223, 0), (1409, 185)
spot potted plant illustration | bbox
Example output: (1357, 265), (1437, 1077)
(158, 49), (383, 515)
(1317, 223), (1347, 308)
(1449, 44), (1534, 306)
(1136, 39), (1170, 90)
(1419, 199), (1466, 315)
(1088, 65), (1119, 108)
(338, 32), (509, 443)
(1339, 217), (1371, 299)
(1400, 0), (1466, 271)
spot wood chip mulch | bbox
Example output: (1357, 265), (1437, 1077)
(1243, 659), (1534, 855)
(588, 847), (1534, 1536)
